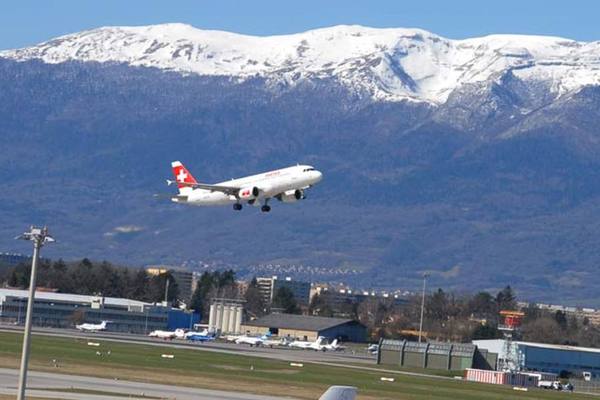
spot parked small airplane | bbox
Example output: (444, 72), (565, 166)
(319, 386), (357, 400)
(183, 328), (211, 339)
(167, 161), (323, 212)
(186, 331), (216, 342)
(235, 332), (272, 347)
(323, 339), (346, 352)
(289, 336), (327, 351)
(262, 336), (293, 348)
(148, 328), (186, 340)
(76, 320), (109, 332)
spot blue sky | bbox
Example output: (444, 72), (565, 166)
(1, 0), (598, 50)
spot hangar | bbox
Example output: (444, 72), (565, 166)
(241, 313), (367, 342)
(474, 339), (600, 377)
(377, 339), (497, 371)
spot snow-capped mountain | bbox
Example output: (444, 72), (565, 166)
(2, 23), (600, 103)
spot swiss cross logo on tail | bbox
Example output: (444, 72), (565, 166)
(171, 161), (198, 189)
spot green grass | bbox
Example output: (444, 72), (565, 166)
(0, 332), (593, 400)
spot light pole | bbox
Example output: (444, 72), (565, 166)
(418, 272), (430, 343)
(15, 226), (54, 400)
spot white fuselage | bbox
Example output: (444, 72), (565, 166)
(179, 165), (322, 206)
(235, 335), (264, 346)
(76, 321), (107, 332)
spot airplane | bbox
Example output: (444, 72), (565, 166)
(148, 328), (186, 340)
(323, 339), (346, 352)
(76, 320), (110, 332)
(262, 336), (293, 348)
(289, 336), (327, 351)
(183, 328), (211, 339)
(167, 161), (323, 212)
(235, 331), (272, 347)
(319, 386), (357, 400)
(186, 331), (216, 342)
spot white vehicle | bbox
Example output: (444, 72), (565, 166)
(289, 336), (327, 351)
(366, 343), (379, 353)
(148, 328), (186, 340)
(538, 380), (562, 390)
(167, 161), (323, 212)
(319, 386), (357, 400)
(75, 320), (109, 332)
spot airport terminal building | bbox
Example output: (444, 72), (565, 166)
(241, 313), (367, 342)
(0, 288), (198, 333)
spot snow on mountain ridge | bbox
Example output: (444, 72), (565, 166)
(2, 23), (600, 103)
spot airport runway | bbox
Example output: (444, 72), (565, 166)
(0, 368), (294, 400)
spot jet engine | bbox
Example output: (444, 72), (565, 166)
(238, 186), (259, 199)
(277, 189), (304, 202)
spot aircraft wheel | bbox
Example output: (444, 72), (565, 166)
(261, 205), (271, 213)
(233, 203), (242, 211)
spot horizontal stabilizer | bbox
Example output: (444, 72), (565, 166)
(318, 386), (357, 400)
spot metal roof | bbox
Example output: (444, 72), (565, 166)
(0, 288), (150, 308)
(474, 339), (600, 355)
(243, 313), (361, 331)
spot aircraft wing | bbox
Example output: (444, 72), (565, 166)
(166, 180), (239, 196)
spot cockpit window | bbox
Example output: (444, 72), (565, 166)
(303, 168), (315, 172)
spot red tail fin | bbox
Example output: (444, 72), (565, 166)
(171, 161), (198, 189)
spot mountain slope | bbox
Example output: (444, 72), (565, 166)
(1, 25), (600, 305)
(3, 24), (600, 103)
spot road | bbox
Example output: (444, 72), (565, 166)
(0, 368), (292, 400)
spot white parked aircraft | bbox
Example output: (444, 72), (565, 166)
(289, 336), (327, 351)
(148, 328), (186, 340)
(76, 320), (109, 332)
(319, 386), (357, 400)
(235, 333), (270, 347)
(323, 339), (346, 352)
(167, 161), (323, 212)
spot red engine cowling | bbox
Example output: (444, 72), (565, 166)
(277, 189), (304, 202)
(238, 186), (259, 199)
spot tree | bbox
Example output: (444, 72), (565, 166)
(554, 310), (568, 330)
(471, 323), (501, 340)
(309, 293), (334, 317)
(244, 277), (265, 317)
(468, 292), (496, 318)
(272, 287), (299, 314)
(496, 286), (517, 310)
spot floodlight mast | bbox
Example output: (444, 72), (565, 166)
(15, 226), (54, 400)
(418, 272), (430, 343)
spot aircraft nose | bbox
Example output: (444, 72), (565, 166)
(314, 170), (323, 182)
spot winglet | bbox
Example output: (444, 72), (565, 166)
(318, 386), (357, 400)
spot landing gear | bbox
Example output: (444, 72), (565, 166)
(233, 203), (242, 211)
(261, 198), (271, 213)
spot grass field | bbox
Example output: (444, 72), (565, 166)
(0, 332), (593, 400)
